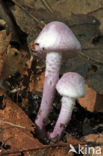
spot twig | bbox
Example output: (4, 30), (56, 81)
(12, 0), (45, 29)
(0, 120), (33, 132)
(10, 87), (22, 93)
(87, 7), (103, 15)
(41, 0), (54, 14)
(79, 49), (103, 65)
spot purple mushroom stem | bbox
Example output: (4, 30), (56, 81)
(49, 72), (86, 141)
(35, 52), (61, 131)
(49, 97), (75, 139)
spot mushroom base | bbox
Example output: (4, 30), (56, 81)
(49, 96), (75, 140)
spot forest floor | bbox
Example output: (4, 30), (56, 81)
(0, 0), (103, 155)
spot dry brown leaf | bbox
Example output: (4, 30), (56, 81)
(0, 30), (12, 75)
(47, 0), (103, 32)
(82, 134), (103, 156)
(2, 45), (28, 79)
(45, 136), (85, 156)
(78, 84), (103, 112)
(83, 133), (103, 144)
(66, 135), (86, 146)
(0, 30), (29, 81)
(0, 30), (12, 55)
(0, 89), (44, 155)
(45, 147), (73, 156)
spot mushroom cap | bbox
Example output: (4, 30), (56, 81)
(56, 72), (86, 98)
(34, 21), (81, 57)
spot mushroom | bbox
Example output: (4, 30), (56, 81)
(34, 21), (81, 135)
(49, 72), (86, 140)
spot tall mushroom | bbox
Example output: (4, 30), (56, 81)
(49, 72), (86, 141)
(33, 21), (81, 134)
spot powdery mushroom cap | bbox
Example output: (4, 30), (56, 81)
(34, 21), (81, 57)
(56, 72), (86, 98)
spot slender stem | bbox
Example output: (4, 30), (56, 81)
(35, 52), (61, 131)
(49, 96), (75, 139)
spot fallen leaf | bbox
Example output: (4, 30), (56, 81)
(2, 45), (28, 79)
(0, 30), (12, 75)
(0, 30), (12, 55)
(0, 30), (29, 83)
(45, 146), (73, 156)
(48, 0), (103, 19)
(78, 84), (103, 112)
(82, 134), (103, 156)
(66, 135), (86, 146)
(0, 89), (44, 155)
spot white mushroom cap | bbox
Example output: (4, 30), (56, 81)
(56, 72), (86, 99)
(34, 21), (81, 56)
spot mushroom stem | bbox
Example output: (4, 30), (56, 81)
(35, 52), (62, 131)
(49, 96), (75, 139)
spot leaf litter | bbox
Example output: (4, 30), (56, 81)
(0, 0), (103, 155)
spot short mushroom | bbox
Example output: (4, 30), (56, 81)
(49, 72), (86, 140)
(33, 21), (81, 134)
